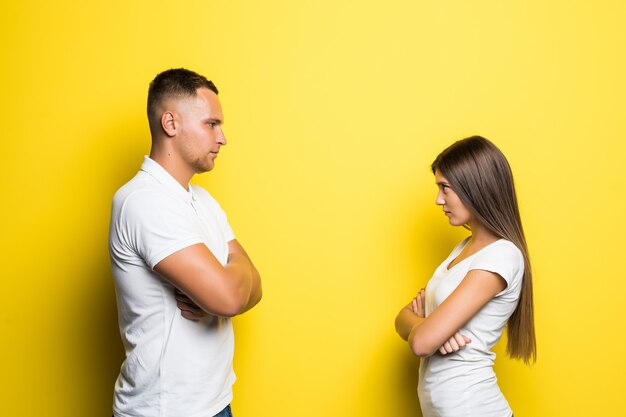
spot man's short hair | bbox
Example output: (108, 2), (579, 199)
(147, 68), (218, 134)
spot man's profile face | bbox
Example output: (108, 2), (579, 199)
(173, 88), (227, 173)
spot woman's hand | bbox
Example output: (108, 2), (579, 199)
(408, 288), (472, 355)
(411, 288), (426, 318)
(396, 288), (427, 341)
(438, 332), (471, 355)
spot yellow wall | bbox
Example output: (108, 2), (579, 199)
(2, 1), (625, 416)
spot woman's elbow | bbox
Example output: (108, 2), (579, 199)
(394, 316), (407, 340)
(409, 334), (436, 358)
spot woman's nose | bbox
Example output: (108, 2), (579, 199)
(435, 191), (445, 206)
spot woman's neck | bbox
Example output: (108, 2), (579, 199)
(466, 220), (500, 247)
(446, 222), (501, 270)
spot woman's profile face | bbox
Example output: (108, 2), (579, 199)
(434, 170), (473, 227)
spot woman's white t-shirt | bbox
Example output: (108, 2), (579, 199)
(418, 238), (524, 417)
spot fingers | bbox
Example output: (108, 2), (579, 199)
(175, 291), (201, 312)
(408, 287), (426, 316)
(177, 299), (202, 312)
(413, 288), (425, 318)
(439, 332), (472, 355)
(180, 309), (207, 320)
(439, 340), (454, 355)
(416, 291), (423, 317)
(175, 289), (207, 320)
(175, 290), (192, 302)
(453, 332), (471, 346)
(451, 332), (466, 349)
(176, 299), (200, 311)
(451, 337), (462, 351)
(178, 302), (207, 320)
(438, 341), (457, 354)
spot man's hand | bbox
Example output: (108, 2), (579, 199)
(175, 289), (208, 320)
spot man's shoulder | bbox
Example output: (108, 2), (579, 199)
(113, 171), (148, 198)
(112, 173), (177, 215)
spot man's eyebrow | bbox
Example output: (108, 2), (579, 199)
(205, 117), (223, 124)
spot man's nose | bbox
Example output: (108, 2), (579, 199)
(218, 129), (227, 145)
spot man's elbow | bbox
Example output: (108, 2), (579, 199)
(212, 297), (247, 318)
(255, 283), (263, 303)
(205, 273), (261, 317)
(235, 285), (263, 315)
(199, 288), (248, 318)
(245, 275), (263, 310)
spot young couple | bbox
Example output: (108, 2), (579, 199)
(110, 68), (535, 417)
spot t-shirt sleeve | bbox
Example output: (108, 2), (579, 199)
(218, 207), (235, 242)
(119, 191), (204, 269)
(468, 241), (524, 290)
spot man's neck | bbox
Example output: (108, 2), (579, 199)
(149, 149), (194, 191)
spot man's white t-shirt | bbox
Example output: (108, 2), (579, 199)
(109, 156), (235, 417)
(418, 238), (523, 417)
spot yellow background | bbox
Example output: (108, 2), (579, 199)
(2, 1), (625, 416)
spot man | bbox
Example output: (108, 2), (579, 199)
(109, 68), (262, 417)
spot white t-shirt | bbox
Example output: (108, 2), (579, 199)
(418, 238), (524, 417)
(109, 156), (236, 417)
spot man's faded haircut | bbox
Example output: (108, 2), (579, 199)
(147, 68), (218, 134)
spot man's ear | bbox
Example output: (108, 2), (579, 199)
(161, 111), (176, 137)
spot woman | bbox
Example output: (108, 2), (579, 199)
(395, 136), (536, 417)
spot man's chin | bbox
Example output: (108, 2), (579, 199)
(194, 162), (214, 174)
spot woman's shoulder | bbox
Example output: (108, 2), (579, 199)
(486, 239), (523, 260)
(469, 239), (524, 284)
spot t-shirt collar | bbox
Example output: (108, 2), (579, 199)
(140, 156), (194, 203)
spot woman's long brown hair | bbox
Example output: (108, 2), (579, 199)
(432, 136), (536, 364)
